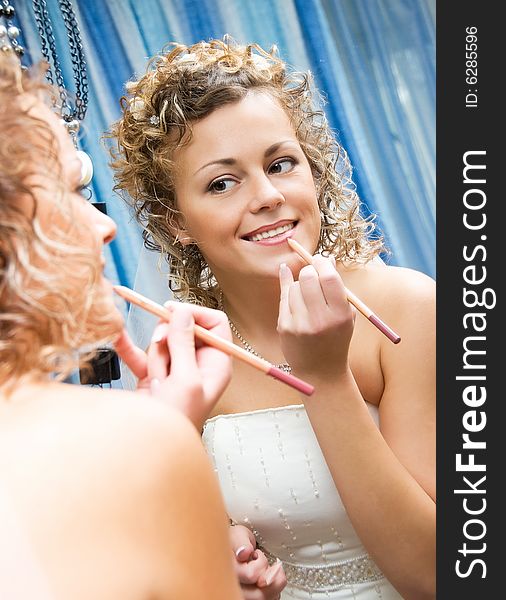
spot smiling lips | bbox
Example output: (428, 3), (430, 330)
(243, 221), (296, 244)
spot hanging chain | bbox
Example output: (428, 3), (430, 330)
(32, 0), (88, 122)
(58, 0), (87, 120)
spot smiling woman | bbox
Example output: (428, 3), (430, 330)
(171, 93), (321, 287)
(110, 40), (383, 309)
(110, 38), (436, 600)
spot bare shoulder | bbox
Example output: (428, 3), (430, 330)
(340, 260), (435, 316)
(2, 383), (204, 512)
(381, 263), (435, 298)
(1, 383), (205, 522)
(51, 385), (203, 484)
(0, 384), (236, 599)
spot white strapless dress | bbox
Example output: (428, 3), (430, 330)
(202, 404), (403, 599)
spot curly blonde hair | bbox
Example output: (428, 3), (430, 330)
(109, 38), (385, 307)
(0, 53), (119, 394)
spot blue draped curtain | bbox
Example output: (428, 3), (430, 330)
(15, 0), (435, 302)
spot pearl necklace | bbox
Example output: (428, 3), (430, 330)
(218, 292), (292, 374)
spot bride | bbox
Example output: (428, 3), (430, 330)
(110, 38), (436, 600)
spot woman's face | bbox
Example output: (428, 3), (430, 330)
(25, 99), (123, 342)
(173, 92), (321, 285)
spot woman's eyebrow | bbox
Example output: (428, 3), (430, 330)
(263, 140), (296, 158)
(193, 140), (297, 176)
(194, 157), (236, 176)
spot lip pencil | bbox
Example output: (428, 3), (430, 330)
(287, 238), (401, 345)
(113, 285), (314, 396)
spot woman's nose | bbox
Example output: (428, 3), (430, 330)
(248, 173), (285, 212)
(92, 203), (117, 244)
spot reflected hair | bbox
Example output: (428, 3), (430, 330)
(109, 37), (386, 307)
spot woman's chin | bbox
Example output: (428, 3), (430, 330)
(84, 294), (124, 346)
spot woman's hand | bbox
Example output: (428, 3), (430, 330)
(114, 302), (232, 430)
(277, 254), (355, 378)
(230, 525), (286, 600)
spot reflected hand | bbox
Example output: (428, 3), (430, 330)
(230, 524), (286, 600)
(277, 255), (355, 378)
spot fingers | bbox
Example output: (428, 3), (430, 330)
(278, 262), (295, 328)
(230, 525), (265, 586)
(150, 303), (231, 379)
(164, 300), (232, 343)
(163, 304), (199, 379)
(113, 329), (147, 379)
(142, 303), (233, 427)
(298, 264), (326, 308)
(114, 302), (233, 384)
(257, 559), (287, 590)
(240, 557), (286, 599)
(230, 524), (257, 562)
(278, 262), (294, 306)
(235, 550), (269, 585)
(146, 323), (170, 383)
(310, 254), (348, 310)
(229, 525), (286, 599)
(280, 254), (349, 320)
(165, 301), (233, 402)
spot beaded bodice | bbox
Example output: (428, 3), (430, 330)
(202, 404), (403, 599)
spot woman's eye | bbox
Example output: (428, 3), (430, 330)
(208, 178), (237, 194)
(269, 158), (295, 175)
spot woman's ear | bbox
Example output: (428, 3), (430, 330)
(168, 211), (195, 246)
(173, 226), (195, 247)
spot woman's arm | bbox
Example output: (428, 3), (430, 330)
(278, 259), (436, 600)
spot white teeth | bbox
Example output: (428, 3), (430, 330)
(248, 222), (294, 242)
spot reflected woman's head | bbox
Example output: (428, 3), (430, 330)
(0, 53), (121, 392)
(110, 37), (384, 306)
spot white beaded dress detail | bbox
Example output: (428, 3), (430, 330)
(202, 404), (403, 599)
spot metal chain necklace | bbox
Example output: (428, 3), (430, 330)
(32, 0), (88, 136)
(32, 0), (93, 187)
(1, 3), (87, 127)
(218, 291), (292, 374)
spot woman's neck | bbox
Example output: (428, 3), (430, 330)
(221, 280), (280, 345)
